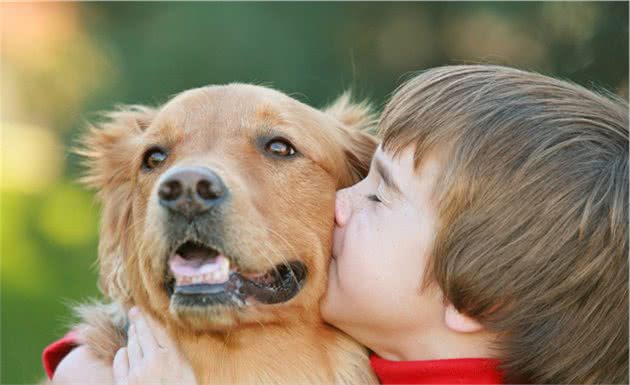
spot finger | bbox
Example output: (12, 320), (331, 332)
(130, 310), (159, 355)
(127, 324), (143, 368)
(143, 312), (178, 351)
(113, 347), (129, 385)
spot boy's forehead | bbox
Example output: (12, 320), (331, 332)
(373, 146), (414, 189)
(373, 145), (416, 174)
(373, 145), (443, 195)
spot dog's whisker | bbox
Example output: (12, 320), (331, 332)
(237, 224), (295, 285)
(256, 228), (303, 289)
(253, 228), (299, 285)
(263, 227), (303, 288)
(235, 226), (284, 280)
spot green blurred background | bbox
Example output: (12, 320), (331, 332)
(1, 2), (628, 383)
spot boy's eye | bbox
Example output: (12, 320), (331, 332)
(367, 194), (382, 203)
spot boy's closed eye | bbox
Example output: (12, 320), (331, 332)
(369, 182), (391, 205)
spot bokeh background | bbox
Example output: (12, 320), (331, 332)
(1, 2), (628, 383)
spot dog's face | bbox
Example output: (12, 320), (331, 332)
(81, 84), (376, 331)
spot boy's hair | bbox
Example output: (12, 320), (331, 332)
(380, 65), (628, 384)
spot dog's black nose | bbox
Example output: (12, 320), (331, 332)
(158, 166), (226, 217)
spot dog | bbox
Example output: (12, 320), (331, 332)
(65, 84), (378, 384)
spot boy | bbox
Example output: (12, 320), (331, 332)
(321, 65), (628, 383)
(46, 65), (628, 384)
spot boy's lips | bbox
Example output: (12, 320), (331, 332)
(331, 227), (344, 261)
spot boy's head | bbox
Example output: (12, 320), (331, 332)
(322, 65), (628, 383)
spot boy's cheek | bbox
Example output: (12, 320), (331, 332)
(321, 259), (359, 325)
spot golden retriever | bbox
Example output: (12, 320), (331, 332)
(65, 84), (378, 384)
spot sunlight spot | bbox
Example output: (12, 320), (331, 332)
(1, 194), (51, 295)
(37, 183), (98, 247)
(1, 122), (63, 193)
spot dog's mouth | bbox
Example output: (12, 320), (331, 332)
(166, 241), (306, 308)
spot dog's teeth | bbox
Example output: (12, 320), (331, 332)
(173, 263), (231, 286)
(221, 260), (230, 275)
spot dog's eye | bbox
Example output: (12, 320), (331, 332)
(142, 147), (168, 170)
(265, 138), (296, 157)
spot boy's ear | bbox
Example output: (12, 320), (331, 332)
(324, 92), (379, 186)
(76, 105), (156, 302)
(444, 303), (485, 333)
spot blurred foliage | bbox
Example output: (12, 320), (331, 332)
(1, 2), (628, 383)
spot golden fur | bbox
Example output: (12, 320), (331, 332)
(70, 84), (378, 384)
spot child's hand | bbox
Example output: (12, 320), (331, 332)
(112, 307), (198, 385)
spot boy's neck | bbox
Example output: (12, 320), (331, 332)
(364, 323), (496, 362)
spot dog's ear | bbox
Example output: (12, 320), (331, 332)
(324, 92), (379, 186)
(76, 105), (156, 303)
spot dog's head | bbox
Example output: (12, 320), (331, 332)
(79, 84), (376, 331)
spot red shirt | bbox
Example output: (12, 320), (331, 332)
(43, 334), (503, 384)
(42, 331), (79, 379)
(370, 354), (503, 384)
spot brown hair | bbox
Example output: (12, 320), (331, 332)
(379, 65), (628, 384)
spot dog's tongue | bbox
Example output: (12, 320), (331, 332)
(168, 254), (230, 284)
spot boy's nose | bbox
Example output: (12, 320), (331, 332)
(335, 190), (351, 227)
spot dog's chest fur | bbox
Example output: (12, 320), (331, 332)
(186, 327), (375, 385)
(77, 302), (377, 385)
